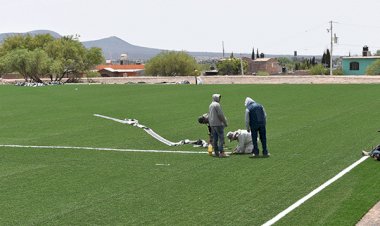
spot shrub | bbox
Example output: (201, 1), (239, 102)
(256, 71), (269, 76)
(366, 59), (380, 75)
(145, 51), (200, 76)
(333, 67), (343, 75)
(310, 64), (328, 75)
(86, 71), (100, 78)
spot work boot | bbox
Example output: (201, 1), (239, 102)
(219, 152), (229, 158)
(249, 153), (259, 158)
(212, 152), (220, 157)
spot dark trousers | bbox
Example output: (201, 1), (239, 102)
(211, 126), (225, 156)
(250, 125), (268, 155)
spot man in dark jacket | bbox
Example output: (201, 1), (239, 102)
(245, 97), (269, 157)
(209, 94), (228, 157)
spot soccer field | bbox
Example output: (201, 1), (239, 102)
(0, 84), (379, 225)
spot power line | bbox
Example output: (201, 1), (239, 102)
(338, 43), (380, 48)
(337, 22), (380, 30)
(269, 23), (327, 45)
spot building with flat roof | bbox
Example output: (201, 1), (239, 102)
(96, 64), (145, 77)
(342, 56), (380, 75)
(245, 58), (282, 75)
(342, 46), (380, 75)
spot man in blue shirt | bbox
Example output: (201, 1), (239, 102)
(245, 97), (269, 158)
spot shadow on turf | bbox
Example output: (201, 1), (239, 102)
(227, 153), (271, 159)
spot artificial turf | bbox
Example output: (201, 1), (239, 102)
(0, 84), (379, 225)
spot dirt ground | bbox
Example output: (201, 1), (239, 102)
(198, 75), (380, 84)
(356, 201), (380, 225)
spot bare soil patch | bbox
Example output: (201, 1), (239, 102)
(3, 75), (380, 85)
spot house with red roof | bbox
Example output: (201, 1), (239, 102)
(96, 64), (145, 77)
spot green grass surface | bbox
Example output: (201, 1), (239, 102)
(0, 84), (379, 225)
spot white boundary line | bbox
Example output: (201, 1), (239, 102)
(0, 144), (206, 155)
(0, 144), (369, 225)
(262, 155), (370, 226)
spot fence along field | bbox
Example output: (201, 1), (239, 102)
(0, 84), (379, 225)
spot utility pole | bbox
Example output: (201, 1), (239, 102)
(329, 21), (333, 76)
(328, 21), (338, 76)
(222, 41), (225, 58)
(240, 54), (244, 75)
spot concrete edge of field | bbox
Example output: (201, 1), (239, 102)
(2, 75), (380, 85)
(356, 201), (380, 225)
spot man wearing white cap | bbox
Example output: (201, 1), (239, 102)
(245, 97), (269, 157)
(226, 129), (253, 154)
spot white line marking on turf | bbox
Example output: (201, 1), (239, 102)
(262, 155), (370, 226)
(155, 163), (170, 166)
(0, 144), (206, 155)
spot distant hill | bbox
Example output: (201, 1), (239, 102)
(82, 36), (165, 61)
(0, 30), (294, 61)
(82, 36), (230, 61)
(0, 30), (61, 42)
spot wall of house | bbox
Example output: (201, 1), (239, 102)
(265, 61), (282, 74)
(249, 59), (282, 75)
(99, 71), (118, 77)
(99, 70), (144, 77)
(342, 58), (379, 75)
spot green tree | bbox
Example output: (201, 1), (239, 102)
(6, 49), (30, 81)
(326, 49), (331, 68)
(84, 47), (104, 70)
(277, 57), (294, 71)
(5, 48), (50, 82)
(366, 59), (380, 75)
(216, 58), (247, 75)
(145, 51), (200, 76)
(311, 57), (316, 66)
(0, 34), (54, 54)
(0, 54), (11, 76)
(294, 62), (300, 71)
(321, 50), (331, 68)
(45, 36), (86, 81)
(45, 36), (103, 82)
(321, 52), (327, 67)
(0, 34), (104, 82)
(26, 49), (50, 82)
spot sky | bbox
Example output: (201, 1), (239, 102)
(1, 0), (380, 56)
